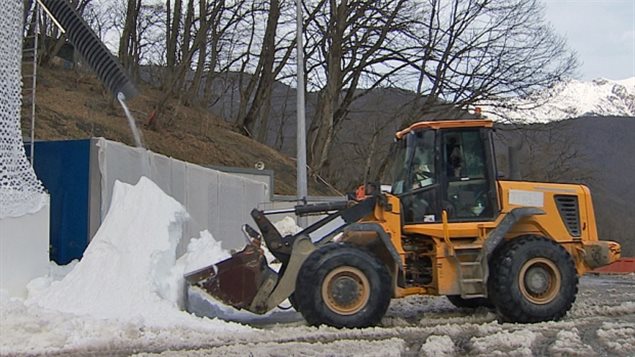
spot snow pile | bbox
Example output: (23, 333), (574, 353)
(185, 215), (305, 323)
(470, 329), (539, 356)
(596, 322), (635, 355)
(485, 77), (635, 123)
(274, 215), (302, 236)
(169, 230), (231, 307)
(26, 177), (246, 331)
(26, 260), (78, 297)
(177, 230), (230, 274)
(570, 300), (635, 318)
(549, 328), (594, 356)
(420, 335), (455, 356)
(0, 178), (253, 353)
(1, 177), (260, 354)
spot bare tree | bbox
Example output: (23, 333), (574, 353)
(337, 0), (577, 188)
(118, 0), (140, 77)
(201, 0), (250, 109)
(185, 0), (210, 102)
(151, 0), (226, 129)
(166, 0), (183, 72)
(397, 0), (577, 127)
(234, 0), (296, 142)
(304, 0), (414, 175)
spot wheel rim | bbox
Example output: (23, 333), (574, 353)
(518, 257), (561, 305)
(321, 266), (370, 315)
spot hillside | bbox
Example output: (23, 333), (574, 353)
(484, 77), (635, 122)
(24, 66), (337, 196)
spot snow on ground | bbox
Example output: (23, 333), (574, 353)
(549, 328), (594, 356)
(137, 338), (407, 357)
(470, 329), (538, 356)
(1, 178), (252, 355)
(596, 321), (635, 355)
(1, 177), (634, 356)
(419, 335), (455, 356)
(26, 177), (243, 331)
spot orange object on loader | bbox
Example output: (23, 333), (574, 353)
(593, 258), (635, 274)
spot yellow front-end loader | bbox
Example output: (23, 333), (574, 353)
(186, 119), (620, 328)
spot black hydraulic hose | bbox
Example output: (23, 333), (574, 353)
(40, 0), (138, 100)
(294, 201), (350, 215)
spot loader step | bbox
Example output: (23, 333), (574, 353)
(462, 278), (484, 283)
(453, 246), (487, 296)
(461, 293), (487, 299)
(453, 244), (483, 251)
(459, 262), (481, 266)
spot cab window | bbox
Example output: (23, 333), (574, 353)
(442, 130), (492, 220)
(399, 130), (441, 224)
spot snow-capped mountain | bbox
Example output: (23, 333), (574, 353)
(483, 77), (635, 123)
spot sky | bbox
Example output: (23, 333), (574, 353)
(544, 0), (635, 81)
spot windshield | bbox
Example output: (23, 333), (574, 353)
(385, 129), (436, 195)
(385, 138), (410, 195)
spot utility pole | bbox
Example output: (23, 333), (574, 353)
(296, 0), (308, 227)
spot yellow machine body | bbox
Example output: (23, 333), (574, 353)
(344, 181), (620, 299)
(340, 119), (620, 300)
(189, 118), (620, 328)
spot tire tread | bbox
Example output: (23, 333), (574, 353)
(295, 243), (391, 328)
(488, 235), (578, 323)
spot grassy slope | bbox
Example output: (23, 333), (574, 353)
(25, 66), (336, 196)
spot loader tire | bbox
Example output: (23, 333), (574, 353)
(295, 243), (391, 328)
(288, 293), (298, 311)
(447, 295), (493, 309)
(488, 235), (578, 323)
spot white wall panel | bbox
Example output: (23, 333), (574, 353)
(95, 139), (268, 251)
(0, 197), (50, 298)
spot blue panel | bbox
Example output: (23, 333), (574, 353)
(25, 140), (90, 264)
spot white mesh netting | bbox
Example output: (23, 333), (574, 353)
(0, 0), (46, 219)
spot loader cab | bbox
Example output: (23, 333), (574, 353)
(388, 120), (499, 224)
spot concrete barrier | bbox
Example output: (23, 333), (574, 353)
(0, 196), (50, 298)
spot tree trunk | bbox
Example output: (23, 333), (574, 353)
(181, 0), (194, 65)
(151, 10), (212, 129)
(118, 0), (136, 72)
(307, 0), (346, 172)
(237, 0), (281, 141)
(187, 0), (209, 104)
(202, 29), (218, 100)
(166, 0), (182, 71)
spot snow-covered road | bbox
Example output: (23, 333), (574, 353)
(4, 274), (632, 356)
(146, 274), (635, 357)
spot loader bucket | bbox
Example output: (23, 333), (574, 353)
(185, 243), (278, 311)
